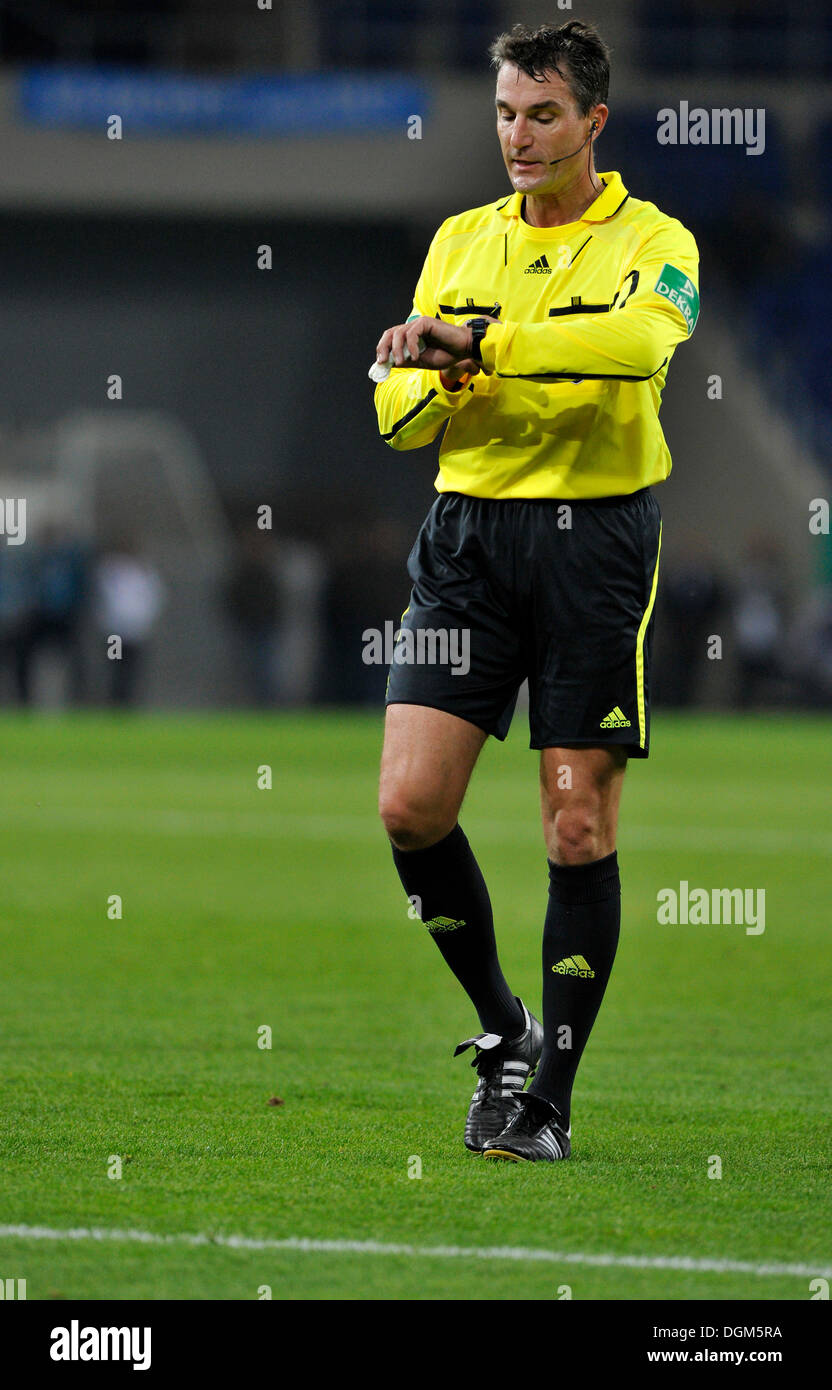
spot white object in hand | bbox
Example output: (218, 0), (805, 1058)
(368, 336), (426, 383)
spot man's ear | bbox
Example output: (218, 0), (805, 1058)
(589, 105), (609, 138)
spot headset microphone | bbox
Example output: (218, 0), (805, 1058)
(547, 120), (597, 166)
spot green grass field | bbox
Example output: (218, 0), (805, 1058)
(0, 710), (829, 1301)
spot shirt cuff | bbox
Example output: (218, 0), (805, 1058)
(478, 321), (510, 374)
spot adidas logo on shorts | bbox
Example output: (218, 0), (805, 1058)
(599, 706), (631, 728)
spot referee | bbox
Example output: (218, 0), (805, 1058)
(373, 20), (699, 1162)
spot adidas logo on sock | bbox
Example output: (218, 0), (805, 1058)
(599, 705), (631, 728)
(552, 954), (596, 979)
(424, 915), (466, 933)
(524, 254), (552, 275)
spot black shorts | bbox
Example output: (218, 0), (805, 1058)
(385, 488), (662, 757)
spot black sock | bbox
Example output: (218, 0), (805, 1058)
(527, 852), (621, 1127)
(391, 824), (524, 1038)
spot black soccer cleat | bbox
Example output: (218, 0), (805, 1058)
(454, 1000), (543, 1153)
(482, 1092), (572, 1162)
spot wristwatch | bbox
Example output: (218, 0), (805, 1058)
(465, 316), (491, 363)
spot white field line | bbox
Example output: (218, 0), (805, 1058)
(0, 1224), (828, 1281)
(1, 805), (831, 855)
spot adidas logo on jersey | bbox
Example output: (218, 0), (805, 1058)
(552, 954), (595, 979)
(600, 705), (631, 728)
(524, 255), (552, 275)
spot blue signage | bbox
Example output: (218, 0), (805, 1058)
(20, 66), (428, 135)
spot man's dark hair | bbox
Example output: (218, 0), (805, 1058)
(489, 20), (610, 117)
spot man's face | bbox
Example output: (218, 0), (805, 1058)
(495, 62), (596, 194)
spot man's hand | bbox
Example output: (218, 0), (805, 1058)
(438, 358), (482, 385)
(375, 315), (499, 374)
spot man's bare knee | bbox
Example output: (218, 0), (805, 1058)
(540, 746), (627, 864)
(378, 704), (486, 851)
(549, 805), (605, 865)
(378, 787), (456, 851)
(380, 778), (458, 850)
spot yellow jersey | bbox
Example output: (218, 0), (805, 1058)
(374, 171), (699, 500)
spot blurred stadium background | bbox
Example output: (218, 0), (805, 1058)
(0, 0), (829, 714)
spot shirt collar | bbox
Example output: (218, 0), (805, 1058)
(498, 171), (629, 225)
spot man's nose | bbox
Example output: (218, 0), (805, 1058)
(509, 118), (532, 149)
